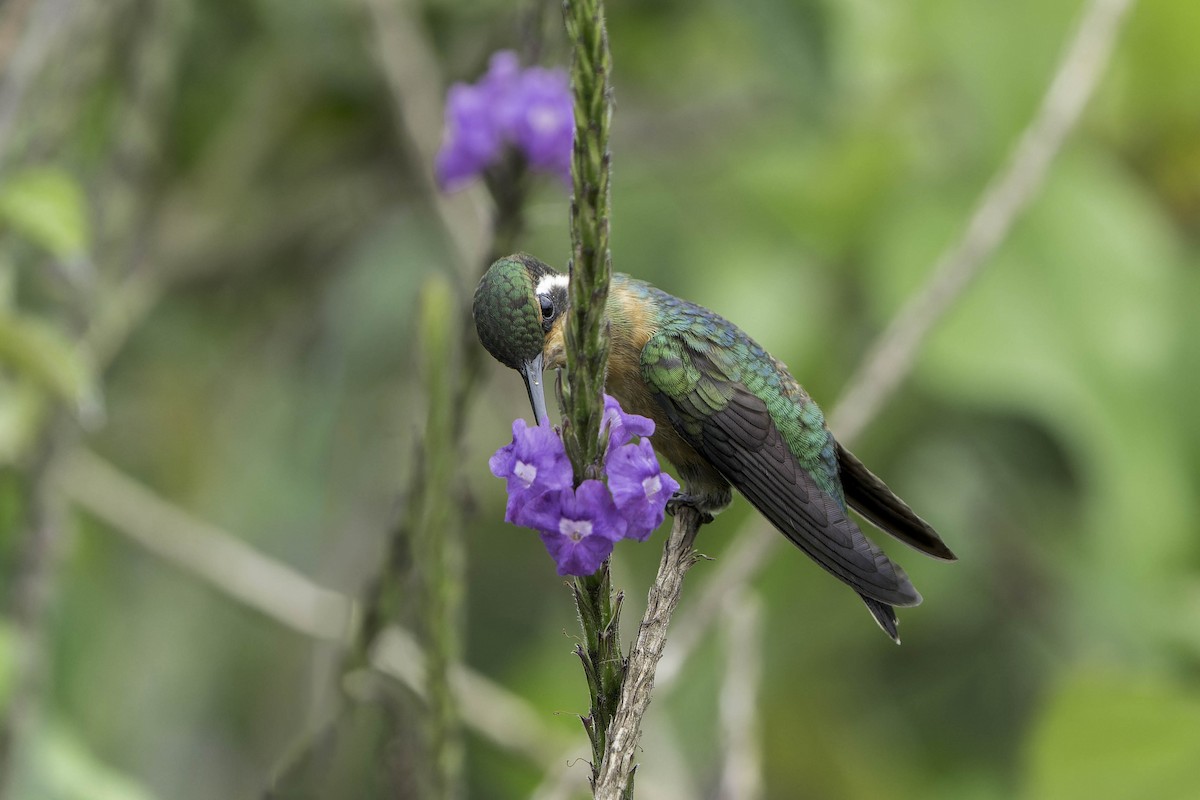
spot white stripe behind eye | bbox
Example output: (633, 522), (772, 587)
(535, 273), (569, 297)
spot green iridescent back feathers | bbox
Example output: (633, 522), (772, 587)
(471, 255), (955, 642)
(627, 275), (843, 501)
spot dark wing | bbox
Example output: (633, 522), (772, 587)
(859, 594), (900, 642)
(837, 442), (957, 561)
(641, 335), (921, 608)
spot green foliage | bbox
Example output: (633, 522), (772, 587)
(19, 726), (159, 800)
(1024, 670), (1200, 800)
(0, 308), (99, 464)
(0, 377), (44, 463)
(0, 168), (90, 260)
(2, 0), (1197, 798)
(0, 165), (98, 463)
(0, 314), (96, 415)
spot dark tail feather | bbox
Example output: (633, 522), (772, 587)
(836, 441), (957, 561)
(859, 594), (901, 644)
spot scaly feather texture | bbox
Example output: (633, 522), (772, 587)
(479, 258), (955, 641)
(558, 274), (955, 641)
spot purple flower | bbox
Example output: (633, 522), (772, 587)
(489, 418), (573, 525)
(489, 397), (677, 573)
(510, 67), (573, 183)
(435, 83), (501, 189)
(435, 50), (574, 190)
(521, 481), (628, 576)
(607, 439), (680, 541)
(602, 394), (655, 452)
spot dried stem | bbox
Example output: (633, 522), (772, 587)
(655, 0), (1137, 689)
(592, 507), (702, 800)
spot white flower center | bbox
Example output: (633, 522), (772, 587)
(514, 460), (537, 488)
(559, 518), (593, 543)
(642, 474), (662, 498)
(528, 106), (563, 135)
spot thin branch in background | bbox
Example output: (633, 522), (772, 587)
(57, 447), (578, 770)
(352, 3), (502, 794)
(370, 627), (570, 768)
(0, 0), (1135, 794)
(716, 592), (763, 800)
(359, 0), (490, 276)
(656, 518), (773, 689)
(353, 2), (558, 795)
(831, 0), (1137, 442)
(653, 0), (1137, 688)
(57, 448), (354, 640)
(412, 276), (465, 799)
(635, 722), (698, 800)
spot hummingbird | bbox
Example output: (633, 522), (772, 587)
(473, 253), (955, 641)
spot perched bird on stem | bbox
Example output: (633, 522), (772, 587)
(473, 253), (955, 641)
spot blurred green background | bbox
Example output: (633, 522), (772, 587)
(1, 0), (1198, 798)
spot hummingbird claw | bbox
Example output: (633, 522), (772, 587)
(666, 492), (714, 525)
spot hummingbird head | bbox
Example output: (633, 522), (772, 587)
(473, 253), (569, 425)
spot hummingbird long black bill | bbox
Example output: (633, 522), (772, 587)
(520, 354), (550, 426)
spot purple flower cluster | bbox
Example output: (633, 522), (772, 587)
(436, 51), (574, 190)
(489, 396), (680, 576)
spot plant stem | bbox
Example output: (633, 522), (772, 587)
(561, 0), (612, 483)
(415, 276), (465, 800)
(559, 0), (622, 793)
(592, 508), (702, 800)
(571, 569), (624, 789)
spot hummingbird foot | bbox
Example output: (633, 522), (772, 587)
(666, 492), (715, 525)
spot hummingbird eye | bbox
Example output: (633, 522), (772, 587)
(539, 295), (554, 321)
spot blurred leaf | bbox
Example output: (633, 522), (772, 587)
(0, 168), (90, 260)
(0, 376), (46, 463)
(0, 313), (99, 420)
(869, 150), (1195, 625)
(733, 128), (904, 259)
(23, 725), (159, 800)
(1023, 670), (1200, 800)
